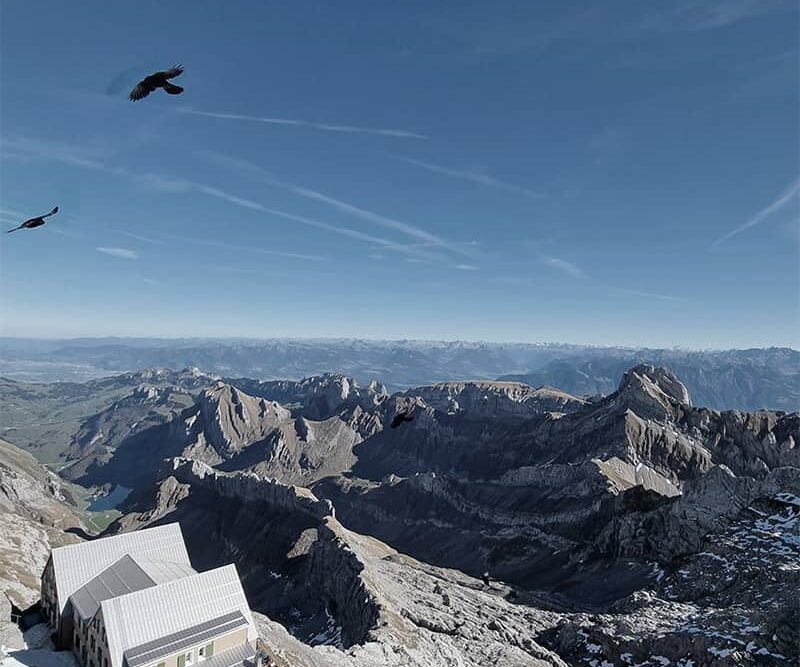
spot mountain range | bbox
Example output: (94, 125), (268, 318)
(0, 362), (797, 665)
(1, 337), (797, 410)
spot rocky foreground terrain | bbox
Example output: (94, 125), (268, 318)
(0, 364), (797, 665)
(0, 439), (82, 608)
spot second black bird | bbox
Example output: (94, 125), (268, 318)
(6, 206), (59, 233)
(390, 410), (414, 429)
(129, 65), (185, 101)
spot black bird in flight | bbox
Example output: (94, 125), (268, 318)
(390, 410), (415, 429)
(6, 206), (59, 233)
(129, 65), (184, 101)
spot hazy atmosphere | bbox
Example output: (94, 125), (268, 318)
(1, 1), (798, 347)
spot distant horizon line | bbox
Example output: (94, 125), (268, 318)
(0, 335), (796, 354)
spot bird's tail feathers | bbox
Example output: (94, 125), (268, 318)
(45, 206), (59, 217)
(163, 83), (184, 95)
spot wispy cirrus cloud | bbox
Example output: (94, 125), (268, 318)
(369, 240), (478, 252)
(96, 247), (138, 260)
(261, 208), (409, 252)
(202, 152), (470, 257)
(1, 134), (455, 261)
(637, 0), (795, 33)
(284, 182), (446, 246)
(46, 227), (80, 239)
(713, 178), (800, 247)
(618, 289), (687, 304)
(394, 156), (543, 199)
(541, 256), (585, 278)
(135, 172), (436, 259)
(138, 173), (267, 211)
(0, 207), (27, 219)
(1, 135), (118, 173)
(119, 231), (165, 245)
(160, 232), (328, 262)
(178, 108), (428, 139)
(454, 264), (479, 271)
(489, 276), (532, 286)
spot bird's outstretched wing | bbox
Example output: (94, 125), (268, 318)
(106, 65), (151, 96)
(390, 411), (414, 428)
(5, 225), (24, 234)
(160, 65), (184, 80)
(129, 79), (156, 101)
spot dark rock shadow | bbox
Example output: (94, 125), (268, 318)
(64, 526), (96, 540)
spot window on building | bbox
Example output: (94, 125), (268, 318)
(185, 651), (194, 664)
(198, 647), (205, 660)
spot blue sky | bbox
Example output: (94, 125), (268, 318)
(0, 0), (797, 348)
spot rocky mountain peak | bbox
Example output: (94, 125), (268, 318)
(196, 382), (290, 458)
(614, 365), (692, 422)
(227, 373), (389, 421)
(297, 373), (389, 403)
(618, 365), (692, 405)
(403, 380), (585, 418)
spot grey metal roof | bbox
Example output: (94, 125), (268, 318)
(134, 557), (197, 584)
(123, 611), (248, 667)
(70, 555), (154, 620)
(51, 523), (191, 615)
(69, 554), (198, 620)
(102, 564), (257, 667)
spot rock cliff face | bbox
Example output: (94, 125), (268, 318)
(0, 439), (83, 607)
(63, 382), (197, 481)
(349, 381), (587, 481)
(107, 459), (568, 667)
(401, 381), (586, 418)
(229, 373), (389, 422)
(545, 483), (800, 665)
(314, 455), (684, 595)
(597, 464), (800, 562)
(109, 451), (799, 666)
(69, 379), (381, 490)
(520, 364), (796, 482)
(108, 458), (375, 647)
(192, 384), (294, 460)
(346, 365), (795, 487)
